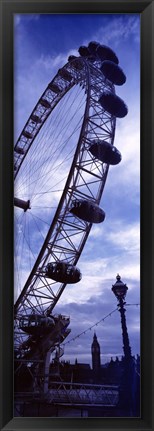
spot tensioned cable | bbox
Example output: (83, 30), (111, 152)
(61, 303), (140, 347)
(14, 105), (84, 206)
(62, 308), (119, 346)
(15, 84), (85, 195)
(125, 303), (140, 307)
(25, 97), (86, 200)
(29, 137), (79, 202)
(14, 83), (80, 180)
(29, 210), (52, 228)
(13, 87), (86, 289)
(13, 85), (86, 260)
(14, 117), (84, 226)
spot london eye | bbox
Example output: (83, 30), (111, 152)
(14, 41), (128, 363)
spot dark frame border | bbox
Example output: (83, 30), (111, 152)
(0, 0), (153, 430)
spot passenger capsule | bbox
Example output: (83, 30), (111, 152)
(96, 44), (119, 64)
(19, 314), (55, 335)
(45, 262), (82, 284)
(31, 114), (42, 123)
(40, 98), (51, 109)
(48, 82), (61, 94)
(78, 46), (90, 57)
(68, 55), (77, 61)
(70, 200), (105, 223)
(101, 61), (126, 85)
(89, 140), (122, 165)
(99, 92), (128, 118)
(58, 68), (72, 82)
(68, 55), (84, 70)
(15, 146), (25, 155)
(22, 130), (32, 139)
(88, 41), (100, 55)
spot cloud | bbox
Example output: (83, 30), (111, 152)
(105, 221), (140, 253)
(89, 15), (140, 49)
(14, 15), (21, 27)
(14, 14), (40, 27)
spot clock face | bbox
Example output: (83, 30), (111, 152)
(92, 346), (100, 353)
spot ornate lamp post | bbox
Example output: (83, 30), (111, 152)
(112, 274), (134, 416)
(112, 274), (132, 361)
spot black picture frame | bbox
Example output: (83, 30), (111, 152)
(0, 0), (153, 430)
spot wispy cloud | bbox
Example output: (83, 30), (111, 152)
(89, 15), (140, 48)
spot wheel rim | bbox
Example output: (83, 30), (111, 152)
(14, 57), (118, 355)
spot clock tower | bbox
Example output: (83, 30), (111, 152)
(91, 333), (101, 378)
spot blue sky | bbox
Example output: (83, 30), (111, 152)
(14, 13), (140, 366)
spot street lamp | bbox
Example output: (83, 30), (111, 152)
(112, 274), (133, 415)
(112, 274), (131, 360)
(112, 273), (128, 300)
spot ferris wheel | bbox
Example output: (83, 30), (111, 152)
(14, 41), (128, 361)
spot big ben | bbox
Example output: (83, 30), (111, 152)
(91, 333), (101, 377)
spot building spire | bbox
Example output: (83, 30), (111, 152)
(91, 333), (101, 381)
